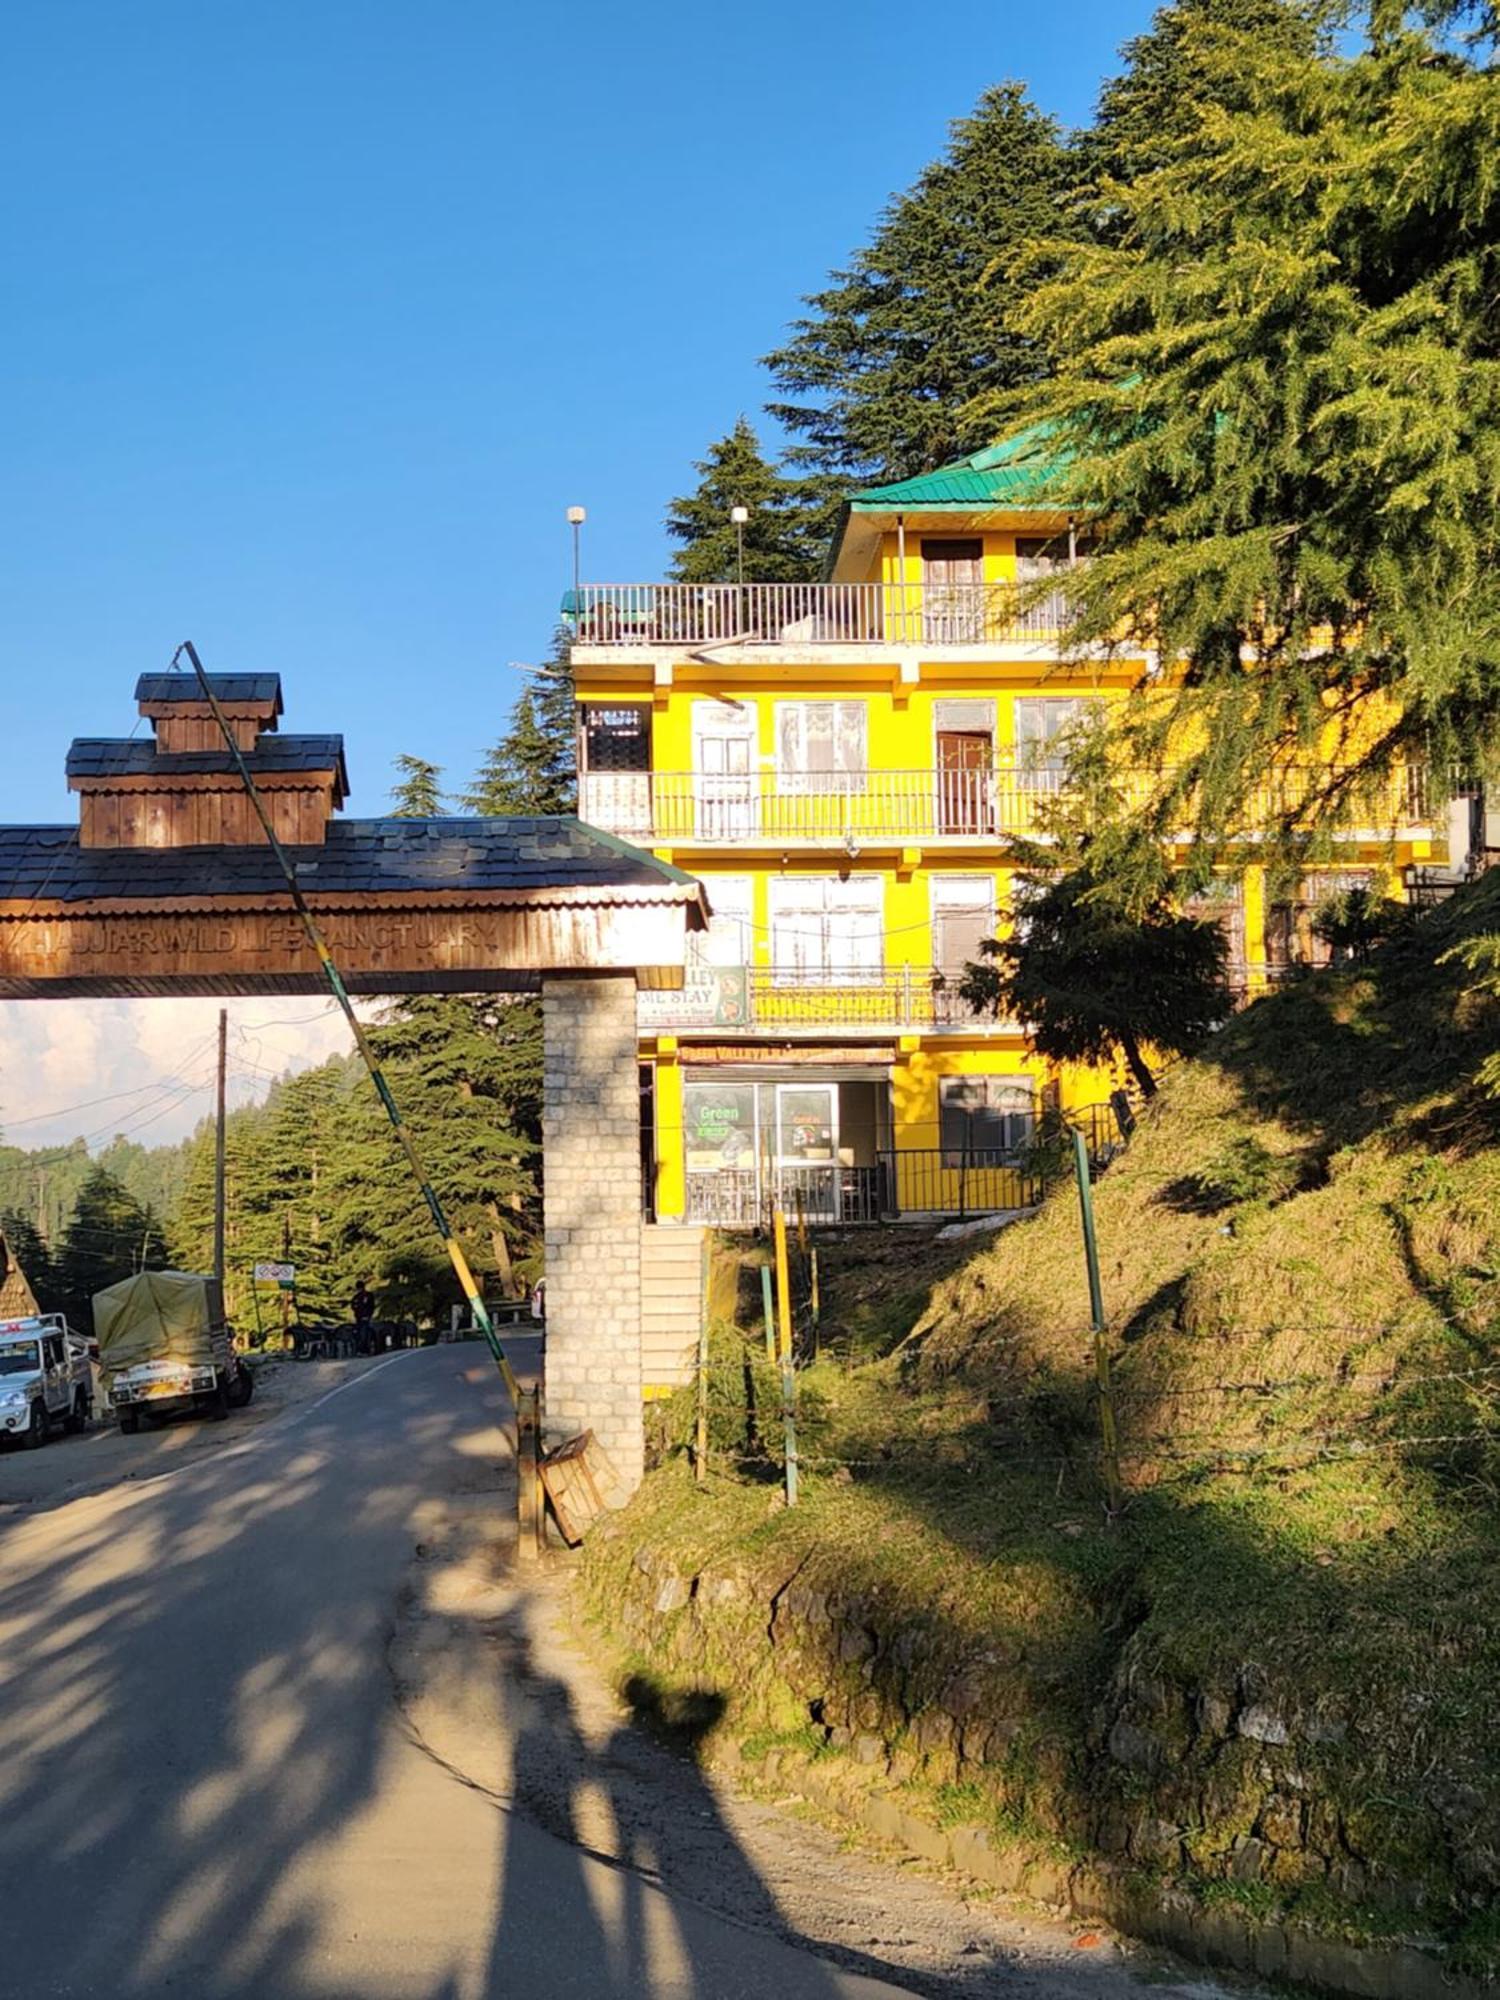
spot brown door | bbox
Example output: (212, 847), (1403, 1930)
(936, 731), (994, 834)
(922, 539), (984, 643)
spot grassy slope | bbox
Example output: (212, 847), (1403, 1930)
(594, 871), (1500, 1965)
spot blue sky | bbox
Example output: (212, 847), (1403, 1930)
(3, 0), (1159, 824)
(0, 0), (1159, 1146)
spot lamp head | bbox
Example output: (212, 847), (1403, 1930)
(566, 505), (587, 526)
(730, 505), (750, 525)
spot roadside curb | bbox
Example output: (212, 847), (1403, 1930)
(725, 1741), (1491, 2000)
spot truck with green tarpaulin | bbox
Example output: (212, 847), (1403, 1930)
(94, 1271), (253, 1431)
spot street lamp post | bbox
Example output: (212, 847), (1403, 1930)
(730, 504), (749, 590)
(566, 505), (586, 623)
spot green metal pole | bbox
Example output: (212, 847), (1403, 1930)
(1072, 1126), (1122, 1520)
(760, 1263), (775, 1364)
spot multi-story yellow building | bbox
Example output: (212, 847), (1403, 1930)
(568, 427), (1463, 1229)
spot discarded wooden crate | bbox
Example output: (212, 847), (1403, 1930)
(539, 1430), (623, 1545)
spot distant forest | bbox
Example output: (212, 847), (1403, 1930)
(2, 995), (545, 1335)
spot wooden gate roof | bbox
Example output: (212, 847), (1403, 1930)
(0, 672), (706, 997)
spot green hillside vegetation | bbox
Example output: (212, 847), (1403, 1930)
(587, 870), (1500, 1969)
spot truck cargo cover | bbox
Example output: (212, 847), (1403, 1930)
(93, 1271), (224, 1377)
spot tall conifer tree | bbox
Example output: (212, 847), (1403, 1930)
(764, 83), (1084, 485)
(665, 419), (822, 583)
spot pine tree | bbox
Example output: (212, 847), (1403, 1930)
(977, 10), (1500, 894)
(0, 1209), (53, 1311)
(465, 626), (575, 818)
(1083, 0), (1327, 185)
(960, 869), (1230, 1099)
(53, 1167), (166, 1332)
(665, 419), (823, 584)
(389, 754), (446, 817)
(324, 997), (542, 1314)
(764, 84), (1084, 485)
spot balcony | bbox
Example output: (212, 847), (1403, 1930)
(638, 965), (1008, 1037)
(582, 762), (1435, 851)
(581, 765), (1073, 848)
(567, 581), (1072, 651)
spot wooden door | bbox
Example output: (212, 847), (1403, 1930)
(922, 539), (984, 644)
(936, 731), (994, 834)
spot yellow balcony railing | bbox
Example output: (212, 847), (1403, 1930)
(581, 763), (1434, 848)
(638, 965), (1013, 1036)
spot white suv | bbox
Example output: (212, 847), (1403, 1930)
(0, 1317), (94, 1448)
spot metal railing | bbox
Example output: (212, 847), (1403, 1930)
(568, 581), (1074, 650)
(581, 764), (1076, 845)
(685, 1164), (887, 1228)
(581, 761), (1435, 847)
(675, 1102), (1136, 1229)
(639, 964), (1008, 1035)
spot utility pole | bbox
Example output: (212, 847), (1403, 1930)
(214, 1008), (228, 1294)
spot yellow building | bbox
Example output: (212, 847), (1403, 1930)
(568, 428), (1460, 1228)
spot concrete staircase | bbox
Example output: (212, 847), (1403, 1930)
(640, 1224), (706, 1393)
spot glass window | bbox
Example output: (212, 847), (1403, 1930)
(1013, 697), (1103, 775)
(683, 1082), (759, 1173)
(777, 1086), (836, 1164)
(578, 703), (650, 774)
(939, 1076), (1035, 1161)
(692, 876), (754, 970)
(776, 702), (867, 793)
(769, 877), (883, 985)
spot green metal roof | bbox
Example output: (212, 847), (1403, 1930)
(847, 418), (1073, 511)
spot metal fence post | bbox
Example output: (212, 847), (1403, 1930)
(1072, 1127), (1123, 1520)
(773, 1208), (799, 1507)
(694, 1233), (711, 1484)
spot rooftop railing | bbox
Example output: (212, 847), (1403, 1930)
(567, 581), (1074, 650)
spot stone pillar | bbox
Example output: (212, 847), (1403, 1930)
(541, 973), (644, 1493)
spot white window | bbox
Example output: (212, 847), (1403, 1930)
(930, 876), (996, 977)
(1013, 697), (1103, 776)
(769, 876), (883, 985)
(693, 875), (754, 971)
(776, 701), (867, 795)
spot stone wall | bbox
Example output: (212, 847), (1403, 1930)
(541, 973), (643, 1490)
(582, 1525), (1499, 1998)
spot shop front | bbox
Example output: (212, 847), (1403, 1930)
(678, 1067), (892, 1226)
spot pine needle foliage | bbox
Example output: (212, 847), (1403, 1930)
(764, 83), (1084, 484)
(665, 419), (822, 583)
(464, 626), (576, 817)
(389, 755), (446, 817)
(971, 12), (1500, 898)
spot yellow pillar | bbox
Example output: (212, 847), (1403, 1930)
(1242, 865), (1267, 995)
(653, 1045), (686, 1221)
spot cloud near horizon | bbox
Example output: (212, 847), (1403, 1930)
(0, 998), (361, 1154)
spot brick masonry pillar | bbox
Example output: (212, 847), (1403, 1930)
(541, 973), (644, 1493)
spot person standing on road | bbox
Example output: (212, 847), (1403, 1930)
(351, 1281), (375, 1356)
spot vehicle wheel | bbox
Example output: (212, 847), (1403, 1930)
(65, 1391), (90, 1435)
(226, 1362), (254, 1409)
(119, 1408), (140, 1434)
(23, 1402), (47, 1450)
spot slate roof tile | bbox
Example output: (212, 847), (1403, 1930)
(134, 673), (283, 709)
(0, 817), (696, 904)
(66, 736), (346, 783)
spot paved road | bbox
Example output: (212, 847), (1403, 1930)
(0, 1349), (1239, 2000)
(0, 1348), (911, 1998)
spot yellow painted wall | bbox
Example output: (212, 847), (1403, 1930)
(576, 517), (1444, 1225)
